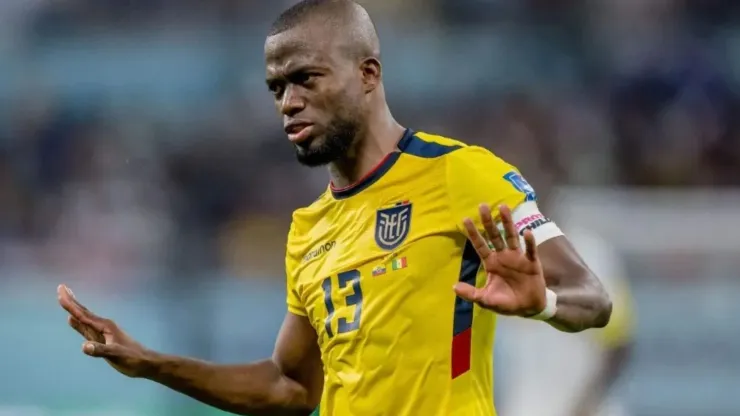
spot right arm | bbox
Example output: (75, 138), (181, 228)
(58, 285), (322, 416)
(143, 312), (323, 416)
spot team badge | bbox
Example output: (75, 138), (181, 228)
(375, 201), (412, 251)
(503, 171), (537, 201)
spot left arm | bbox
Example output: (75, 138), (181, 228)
(537, 236), (612, 332)
(445, 145), (612, 332)
(456, 203), (613, 333)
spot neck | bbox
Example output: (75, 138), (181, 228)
(328, 106), (404, 189)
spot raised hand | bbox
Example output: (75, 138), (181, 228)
(57, 284), (153, 378)
(453, 204), (548, 317)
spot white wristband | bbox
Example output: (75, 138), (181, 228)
(528, 288), (558, 321)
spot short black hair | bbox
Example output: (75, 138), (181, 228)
(269, 0), (353, 36)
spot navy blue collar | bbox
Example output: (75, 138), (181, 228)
(330, 128), (414, 200)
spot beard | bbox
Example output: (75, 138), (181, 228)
(294, 117), (359, 167)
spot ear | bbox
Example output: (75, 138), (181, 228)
(360, 57), (382, 94)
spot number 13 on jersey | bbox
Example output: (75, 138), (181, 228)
(322, 270), (363, 338)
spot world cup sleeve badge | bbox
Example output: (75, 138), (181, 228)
(503, 171), (537, 201)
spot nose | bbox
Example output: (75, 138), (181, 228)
(279, 85), (306, 117)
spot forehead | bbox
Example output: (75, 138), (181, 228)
(264, 28), (342, 75)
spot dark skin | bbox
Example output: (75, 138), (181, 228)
(264, 21), (405, 186)
(455, 204), (611, 332)
(56, 6), (610, 416)
(59, 285), (320, 416)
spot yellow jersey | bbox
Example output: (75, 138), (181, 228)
(285, 129), (561, 416)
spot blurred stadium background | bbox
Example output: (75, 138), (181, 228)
(1, 0), (739, 415)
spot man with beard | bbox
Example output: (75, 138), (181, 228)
(58, 1), (612, 415)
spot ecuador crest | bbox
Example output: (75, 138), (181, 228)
(375, 201), (412, 251)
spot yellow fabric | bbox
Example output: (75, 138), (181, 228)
(593, 279), (635, 348)
(285, 131), (532, 416)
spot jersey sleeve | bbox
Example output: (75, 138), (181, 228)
(285, 221), (307, 316)
(446, 145), (563, 246)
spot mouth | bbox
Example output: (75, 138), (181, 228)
(284, 122), (315, 144)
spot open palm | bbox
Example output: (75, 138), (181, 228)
(454, 204), (547, 317)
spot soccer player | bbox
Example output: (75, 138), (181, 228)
(497, 228), (634, 416)
(57, 1), (612, 415)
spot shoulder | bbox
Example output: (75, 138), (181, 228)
(447, 144), (515, 175)
(286, 190), (333, 258)
(405, 130), (516, 172)
(291, 189), (333, 220)
(402, 130), (532, 202)
(401, 131), (468, 156)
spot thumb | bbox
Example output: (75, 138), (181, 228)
(83, 341), (120, 358)
(453, 282), (481, 303)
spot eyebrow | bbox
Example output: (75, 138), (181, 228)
(266, 64), (325, 83)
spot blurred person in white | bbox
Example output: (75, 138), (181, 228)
(497, 227), (634, 416)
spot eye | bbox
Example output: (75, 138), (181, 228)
(292, 72), (319, 87)
(295, 73), (312, 84)
(267, 81), (284, 98)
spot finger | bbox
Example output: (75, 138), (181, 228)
(462, 218), (492, 259)
(83, 341), (120, 358)
(68, 315), (87, 338)
(58, 285), (106, 332)
(453, 282), (483, 303)
(498, 205), (520, 251)
(58, 285), (92, 312)
(58, 285), (87, 313)
(479, 204), (505, 252)
(523, 229), (538, 262)
(69, 316), (105, 342)
(58, 286), (89, 321)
